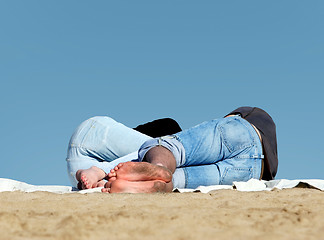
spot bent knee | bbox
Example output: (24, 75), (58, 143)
(90, 116), (117, 124)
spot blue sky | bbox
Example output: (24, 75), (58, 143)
(1, 1), (323, 186)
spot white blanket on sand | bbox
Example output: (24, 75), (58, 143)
(0, 178), (323, 194)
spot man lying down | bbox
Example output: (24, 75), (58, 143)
(67, 107), (278, 193)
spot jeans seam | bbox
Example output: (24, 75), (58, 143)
(183, 168), (189, 188)
(220, 166), (252, 184)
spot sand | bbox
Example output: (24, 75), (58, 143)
(0, 188), (323, 240)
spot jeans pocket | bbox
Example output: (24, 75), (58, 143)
(220, 167), (253, 185)
(220, 118), (253, 153)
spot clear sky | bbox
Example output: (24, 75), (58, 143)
(1, 1), (323, 186)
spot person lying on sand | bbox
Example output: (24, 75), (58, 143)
(76, 107), (278, 193)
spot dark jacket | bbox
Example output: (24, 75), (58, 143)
(134, 118), (182, 138)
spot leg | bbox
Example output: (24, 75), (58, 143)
(179, 155), (262, 189)
(67, 116), (151, 188)
(143, 146), (177, 173)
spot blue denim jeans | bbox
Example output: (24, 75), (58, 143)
(138, 116), (263, 189)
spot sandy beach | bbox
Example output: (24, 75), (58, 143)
(0, 188), (323, 240)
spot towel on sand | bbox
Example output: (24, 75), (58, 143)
(0, 178), (323, 194)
